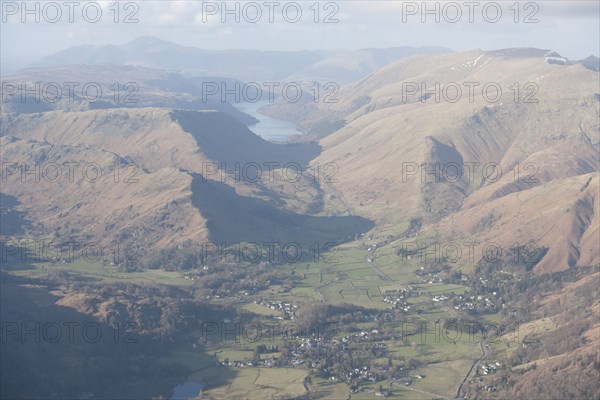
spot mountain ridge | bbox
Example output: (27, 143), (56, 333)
(31, 36), (452, 82)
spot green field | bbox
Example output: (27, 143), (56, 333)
(411, 359), (473, 397)
(6, 258), (193, 285)
(202, 368), (307, 400)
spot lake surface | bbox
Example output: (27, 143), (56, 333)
(170, 381), (204, 400)
(234, 101), (302, 142)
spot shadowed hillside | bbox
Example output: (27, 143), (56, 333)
(191, 174), (373, 257)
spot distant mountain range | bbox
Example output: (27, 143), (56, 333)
(31, 36), (452, 83)
(0, 64), (257, 124)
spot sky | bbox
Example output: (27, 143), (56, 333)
(1, 0), (599, 73)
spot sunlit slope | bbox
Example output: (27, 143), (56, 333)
(313, 49), (599, 272)
(0, 135), (208, 250)
(428, 173), (599, 273)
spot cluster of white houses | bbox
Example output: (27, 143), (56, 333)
(257, 299), (298, 319)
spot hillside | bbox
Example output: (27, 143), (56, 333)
(462, 269), (600, 399)
(0, 134), (209, 259)
(431, 173), (599, 273)
(307, 49), (599, 273)
(0, 108), (369, 266)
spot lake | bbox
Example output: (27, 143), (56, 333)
(170, 381), (204, 400)
(234, 101), (302, 142)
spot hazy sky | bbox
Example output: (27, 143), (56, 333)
(1, 0), (598, 73)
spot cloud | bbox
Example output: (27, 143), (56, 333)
(538, 1), (599, 19)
